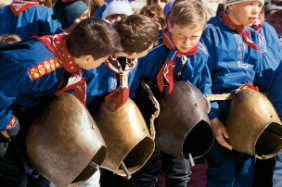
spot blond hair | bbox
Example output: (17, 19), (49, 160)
(0, 34), (22, 45)
(169, 0), (207, 30)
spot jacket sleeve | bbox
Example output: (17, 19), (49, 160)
(200, 26), (220, 120)
(0, 54), (37, 130)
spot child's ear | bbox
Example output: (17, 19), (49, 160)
(83, 55), (92, 62)
(227, 4), (234, 10)
(128, 52), (137, 58)
(168, 20), (173, 32)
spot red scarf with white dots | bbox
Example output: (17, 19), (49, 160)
(34, 33), (86, 105)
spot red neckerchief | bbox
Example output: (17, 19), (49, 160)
(253, 14), (262, 32)
(33, 33), (87, 105)
(220, 11), (259, 50)
(104, 55), (137, 108)
(9, 0), (39, 17)
(158, 28), (198, 93)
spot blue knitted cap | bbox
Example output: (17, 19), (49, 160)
(53, 0), (89, 29)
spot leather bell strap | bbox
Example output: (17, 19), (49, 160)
(104, 74), (129, 108)
(157, 49), (179, 93)
(54, 73), (86, 105)
(220, 11), (259, 50)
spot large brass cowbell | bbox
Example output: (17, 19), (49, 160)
(226, 89), (282, 159)
(155, 81), (214, 160)
(26, 93), (107, 187)
(91, 98), (155, 176)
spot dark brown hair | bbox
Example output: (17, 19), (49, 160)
(140, 5), (166, 29)
(170, 0), (207, 30)
(67, 17), (122, 60)
(113, 14), (159, 54)
(0, 34), (22, 45)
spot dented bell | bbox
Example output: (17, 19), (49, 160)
(226, 89), (282, 159)
(26, 93), (107, 187)
(155, 81), (214, 160)
(91, 98), (155, 176)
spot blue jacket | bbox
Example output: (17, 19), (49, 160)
(0, 5), (60, 40)
(0, 38), (115, 130)
(200, 16), (282, 120)
(129, 38), (213, 100)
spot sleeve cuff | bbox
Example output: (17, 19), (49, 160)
(209, 111), (219, 121)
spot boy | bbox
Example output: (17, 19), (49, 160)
(200, 0), (282, 186)
(95, 0), (134, 23)
(128, 1), (212, 187)
(87, 14), (159, 112)
(264, 0), (282, 35)
(0, 0), (60, 40)
(0, 17), (121, 187)
(53, 0), (90, 33)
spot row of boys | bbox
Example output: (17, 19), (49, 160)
(1, 0), (282, 187)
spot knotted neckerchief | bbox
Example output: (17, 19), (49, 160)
(157, 28), (198, 93)
(104, 55), (137, 108)
(220, 11), (259, 50)
(34, 33), (87, 105)
(10, 0), (39, 17)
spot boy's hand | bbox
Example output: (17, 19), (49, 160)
(211, 118), (232, 150)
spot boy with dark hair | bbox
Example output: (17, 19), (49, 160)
(128, 1), (212, 187)
(200, 0), (282, 186)
(87, 14), (159, 109)
(0, 0), (60, 40)
(0, 17), (121, 187)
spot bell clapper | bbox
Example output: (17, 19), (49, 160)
(89, 161), (99, 170)
(121, 161), (132, 180)
(188, 153), (195, 167)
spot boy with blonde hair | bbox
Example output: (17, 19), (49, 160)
(201, 0), (282, 185)
(129, 1), (213, 186)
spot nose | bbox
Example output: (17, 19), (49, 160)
(253, 5), (260, 14)
(183, 37), (191, 47)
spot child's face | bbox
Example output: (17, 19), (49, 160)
(130, 44), (154, 58)
(168, 23), (203, 54)
(228, 1), (263, 26)
(266, 14), (282, 34)
(114, 44), (154, 59)
(106, 14), (126, 24)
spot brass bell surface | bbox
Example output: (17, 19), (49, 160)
(155, 81), (214, 160)
(26, 93), (107, 187)
(91, 98), (155, 176)
(226, 89), (282, 159)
